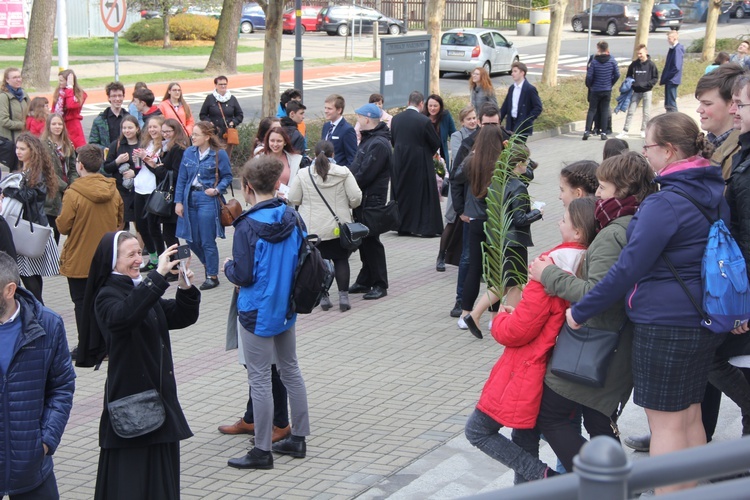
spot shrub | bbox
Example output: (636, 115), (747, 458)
(124, 18), (164, 43)
(687, 37), (744, 53)
(170, 14), (219, 41)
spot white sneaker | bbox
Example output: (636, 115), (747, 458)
(640, 131), (646, 138)
(458, 317), (468, 330)
(616, 132), (628, 139)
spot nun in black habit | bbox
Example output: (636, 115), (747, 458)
(85, 231), (201, 500)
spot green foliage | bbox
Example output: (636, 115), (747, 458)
(124, 18), (164, 42)
(169, 14), (220, 41)
(124, 14), (219, 43)
(687, 37), (743, 53)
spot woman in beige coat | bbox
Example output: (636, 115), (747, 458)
(288, 140), (362, 311)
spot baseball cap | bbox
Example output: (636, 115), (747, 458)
(354, 103), (381, 119)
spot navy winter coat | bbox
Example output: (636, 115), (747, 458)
(0, 288), (75, 496)
(572, 158), (729, 328)
(586, 54), (620, 92)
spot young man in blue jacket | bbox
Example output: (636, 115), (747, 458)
(224, 155), (310, 470)
(583, 41), (620, 141)
(0, 251), (75, 498)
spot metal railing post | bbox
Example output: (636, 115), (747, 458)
(574, 436), (632, 500)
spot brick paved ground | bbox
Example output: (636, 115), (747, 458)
(17, 94), (745, 499)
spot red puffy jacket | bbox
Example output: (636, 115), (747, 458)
(476, 242), (585, 429)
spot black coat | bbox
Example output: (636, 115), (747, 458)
(390, 108), (442, 236)
(199, 94), (243, 138)
(95, 271), (200, 449)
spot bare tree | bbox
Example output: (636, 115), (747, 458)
(205, 0), (244, 73)
(22, 0), (57, 91)
(702, 0), (722, 62)
(632, 0), (655, 59)
(540, 0), (568, 87)
(258, 0), (285, 117)
(425, 0), (446, 94)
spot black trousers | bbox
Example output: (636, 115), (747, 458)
(536, 383), (619, 473)
(67, 277), (87, 346)
(585, 90), (612, 134)
(354, 234), (388, 289)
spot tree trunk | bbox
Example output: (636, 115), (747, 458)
(205, 0), (243, 73)
(162, 11), (172, 49)
(540, 0), (568, 87)
(632, 0), (655, 59)
(22, 0), (56, 91)
(702, 0), (722, 62)
(260, 0), (284, 117)
(425, 0), (446, 94)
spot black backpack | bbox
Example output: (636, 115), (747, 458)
(287, 211), (334, 318)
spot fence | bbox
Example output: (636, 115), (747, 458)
(468, 435), (750, 499)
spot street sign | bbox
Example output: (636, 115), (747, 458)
(100, 0), (127, 33)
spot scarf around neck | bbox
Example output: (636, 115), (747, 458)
(213, 89), (232, 103)
(7, 86), (24, 101)
(595, 195), (639, 232)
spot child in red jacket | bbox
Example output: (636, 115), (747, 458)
(465, 197), (597, 483)
(24, 97), (49, 137)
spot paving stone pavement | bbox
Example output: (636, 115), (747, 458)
(34, 93), (743, 499)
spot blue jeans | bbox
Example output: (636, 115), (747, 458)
(187, 190), (220, 277)
(465, 408), (548, 483)
(456, 221), (470, 302)
(664, 83), (678, 112)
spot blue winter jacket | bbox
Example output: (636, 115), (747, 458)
(174, 146), (233, 242)
(225, 198), (303, 337)
(586, 54), (620, 92)
(0, 288), (75, 496)
(571, 158), (729, 328)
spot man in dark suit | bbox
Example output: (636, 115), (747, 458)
(321, 94), (357, 166)
(390, 90), (443, 237)
(499, 62), (543, 142)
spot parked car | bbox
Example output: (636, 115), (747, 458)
(439, 28), (519, 77)
(650, 2), (683, 31)
(241, 2), (266, 33)
(571, 1), (683, 35)
(282, 6), (322, 34)
(729, 0), (750, 18)
(316, 5), (406, 36)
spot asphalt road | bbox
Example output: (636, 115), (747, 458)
(82, 19), (749, 135)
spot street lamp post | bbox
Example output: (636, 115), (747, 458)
(293, 0), (304, 98)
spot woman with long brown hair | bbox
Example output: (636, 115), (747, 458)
(0, 132), (60, 302)
(469, 66), (497, 115)
(158, 82), (195, 136)
(52, 69), (87, 148)
(40, 112), (78, 243)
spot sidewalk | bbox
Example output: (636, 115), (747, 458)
(42, 92), (747, 499)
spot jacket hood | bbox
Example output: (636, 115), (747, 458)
(69, 174), (119, 203)
(239, 198), (298, 243)
(595, 54), (612, 64)
(657, 160), (725, 213)
(361, 121), (391, 142)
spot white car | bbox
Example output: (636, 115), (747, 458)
(439, 28), (519, 77)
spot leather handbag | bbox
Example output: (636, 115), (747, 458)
(359, 199), (399, 235)
(106, 350), (166, 439)
(307, 168), (368, 250)
(7, 197), (52, 259)
(145, 171), (174, 218)
(218, 101), (240, 145)
(548, 322), (622, 388)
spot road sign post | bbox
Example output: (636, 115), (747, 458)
(100, 0), (127, 81)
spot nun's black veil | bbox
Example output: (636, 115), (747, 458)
(76, 231), (123, 368)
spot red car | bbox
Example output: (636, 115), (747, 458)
(282, 6), (321, 34)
